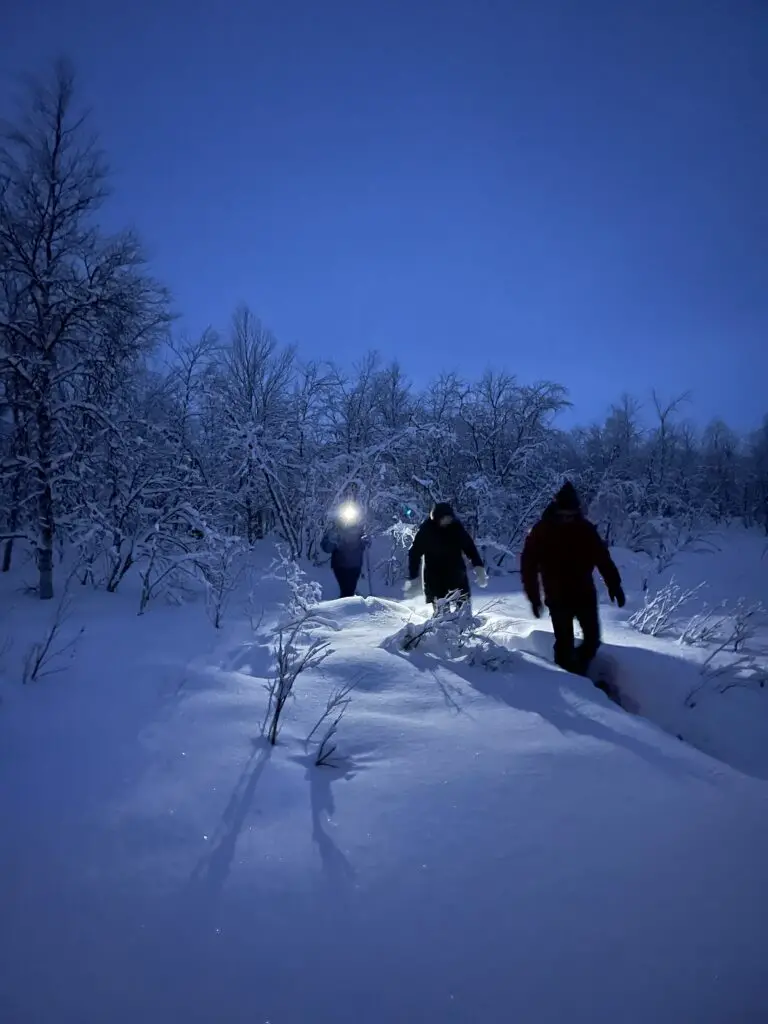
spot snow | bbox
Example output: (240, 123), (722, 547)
(1, 530), (768, 1023)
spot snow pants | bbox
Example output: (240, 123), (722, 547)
(548, 591), (601, 675)
(333, 566), (361, 598)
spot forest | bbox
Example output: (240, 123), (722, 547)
(2, 64), (767, 602)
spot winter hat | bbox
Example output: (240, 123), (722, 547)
(554, 481), (581, 511)
(431, 502), (455, 521)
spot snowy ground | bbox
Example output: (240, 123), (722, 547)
(1, 529), (767, 1023)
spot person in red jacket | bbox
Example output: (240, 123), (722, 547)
(520, 481), (625, 676)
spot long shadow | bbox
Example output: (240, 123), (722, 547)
(188, 737), (272, 896)
(301, 755), (356, 889)
(392, 647), (470, 715)
(445, 654), (722, 785)
(130, 741), (273, 1004)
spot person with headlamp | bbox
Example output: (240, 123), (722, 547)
(320, 501), (371, 598)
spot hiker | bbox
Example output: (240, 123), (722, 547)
(405, 502), (487, 613)
(321, 502), (371, 598)
(520, 481), (625, 675)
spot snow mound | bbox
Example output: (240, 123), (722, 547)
(2, 591), (767, 1023)
(381, 606), (521, 673)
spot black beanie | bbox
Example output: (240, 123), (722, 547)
(554, 481), (580, 511)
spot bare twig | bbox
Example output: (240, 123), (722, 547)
(684, 600), (766, 707)
(628, 578), (705, 637)
(311, 681), (357, 767)
(262, 615), (333, 744)
(22, 590), (84, 683)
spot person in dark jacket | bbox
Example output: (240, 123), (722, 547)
(321, 505), (371, 598)
(405, 502), (487, 613)
(520, 481), (625, 676)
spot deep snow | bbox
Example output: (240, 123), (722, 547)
(1, 529), (767, 1023)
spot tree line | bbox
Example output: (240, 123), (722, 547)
(2, 64), (766, 600)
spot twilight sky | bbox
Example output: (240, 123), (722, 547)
(1, 0), (766, 429)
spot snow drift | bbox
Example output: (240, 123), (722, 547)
(1, 568), (767, 1023)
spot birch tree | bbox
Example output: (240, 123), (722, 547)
(0, 61), (170, 597)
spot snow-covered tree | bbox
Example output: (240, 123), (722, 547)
(0, 62), (170, 597)
(3, 59), (766, 605)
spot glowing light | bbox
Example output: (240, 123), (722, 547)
(337, 501), (361, 526)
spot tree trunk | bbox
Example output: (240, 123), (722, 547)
(2, 475), (22, 573)
(36, 367), (56, 600)
(245, 492), (255, 544)
(1, 539), (14, 575)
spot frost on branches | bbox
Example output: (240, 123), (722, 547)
(682, 600), (767, 708)
(391, 595), (517, 673)
(628, 579), (706, 637)
(2, 67), (768, 603)
(262, 549), (334, 745)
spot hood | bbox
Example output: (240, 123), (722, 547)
(430, 501), (454, 520)
(553, 480), (581, 512)
(431, 502), (455, 522)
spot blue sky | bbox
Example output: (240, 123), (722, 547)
(2, 0), (766, 429)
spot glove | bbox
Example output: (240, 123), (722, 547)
(610, 586), (626, 609)
(475, 566), (488, 588)
(403, 578), (420, 597)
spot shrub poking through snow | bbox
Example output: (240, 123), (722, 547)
(395, 595), (517, 671)
(306, 680), (356, 766)
(628, 578), (705, 637)
(685, 658), (768, 709)
(266, 544), (322, 617)
(683, 600), (767, 708)
(397, 590), (471, 652)
(263, 619), (332, 745)
(195, 530), (247, 628)
(262, 548), (334, 745)
(137, 530), (198, 615)
(22, 587), (84, 684)
(679, 605), (729, 648)
(378, 521), (418, 587)
(680, 598), (765, 651)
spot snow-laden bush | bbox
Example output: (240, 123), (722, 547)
(680, 599), (765, 650)
(261, 549), (335, 745)
(679, 606), (729, 648)
(629, 520), (719, 586)
(138, 534), (197, 614)
(628, 578), (705, 637)
(3, 66), (768, 605)
(685, 653), (768, 709)
(392, 595), (517, 672)
(682, 599), (767, 708)
(378, 521), (418, 587)
(195, 530), (248, 628)
(264, 617), (332, 745)
(265, 545), (322, 618)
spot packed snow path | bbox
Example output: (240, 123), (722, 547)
(1, 589), (767, 1023)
